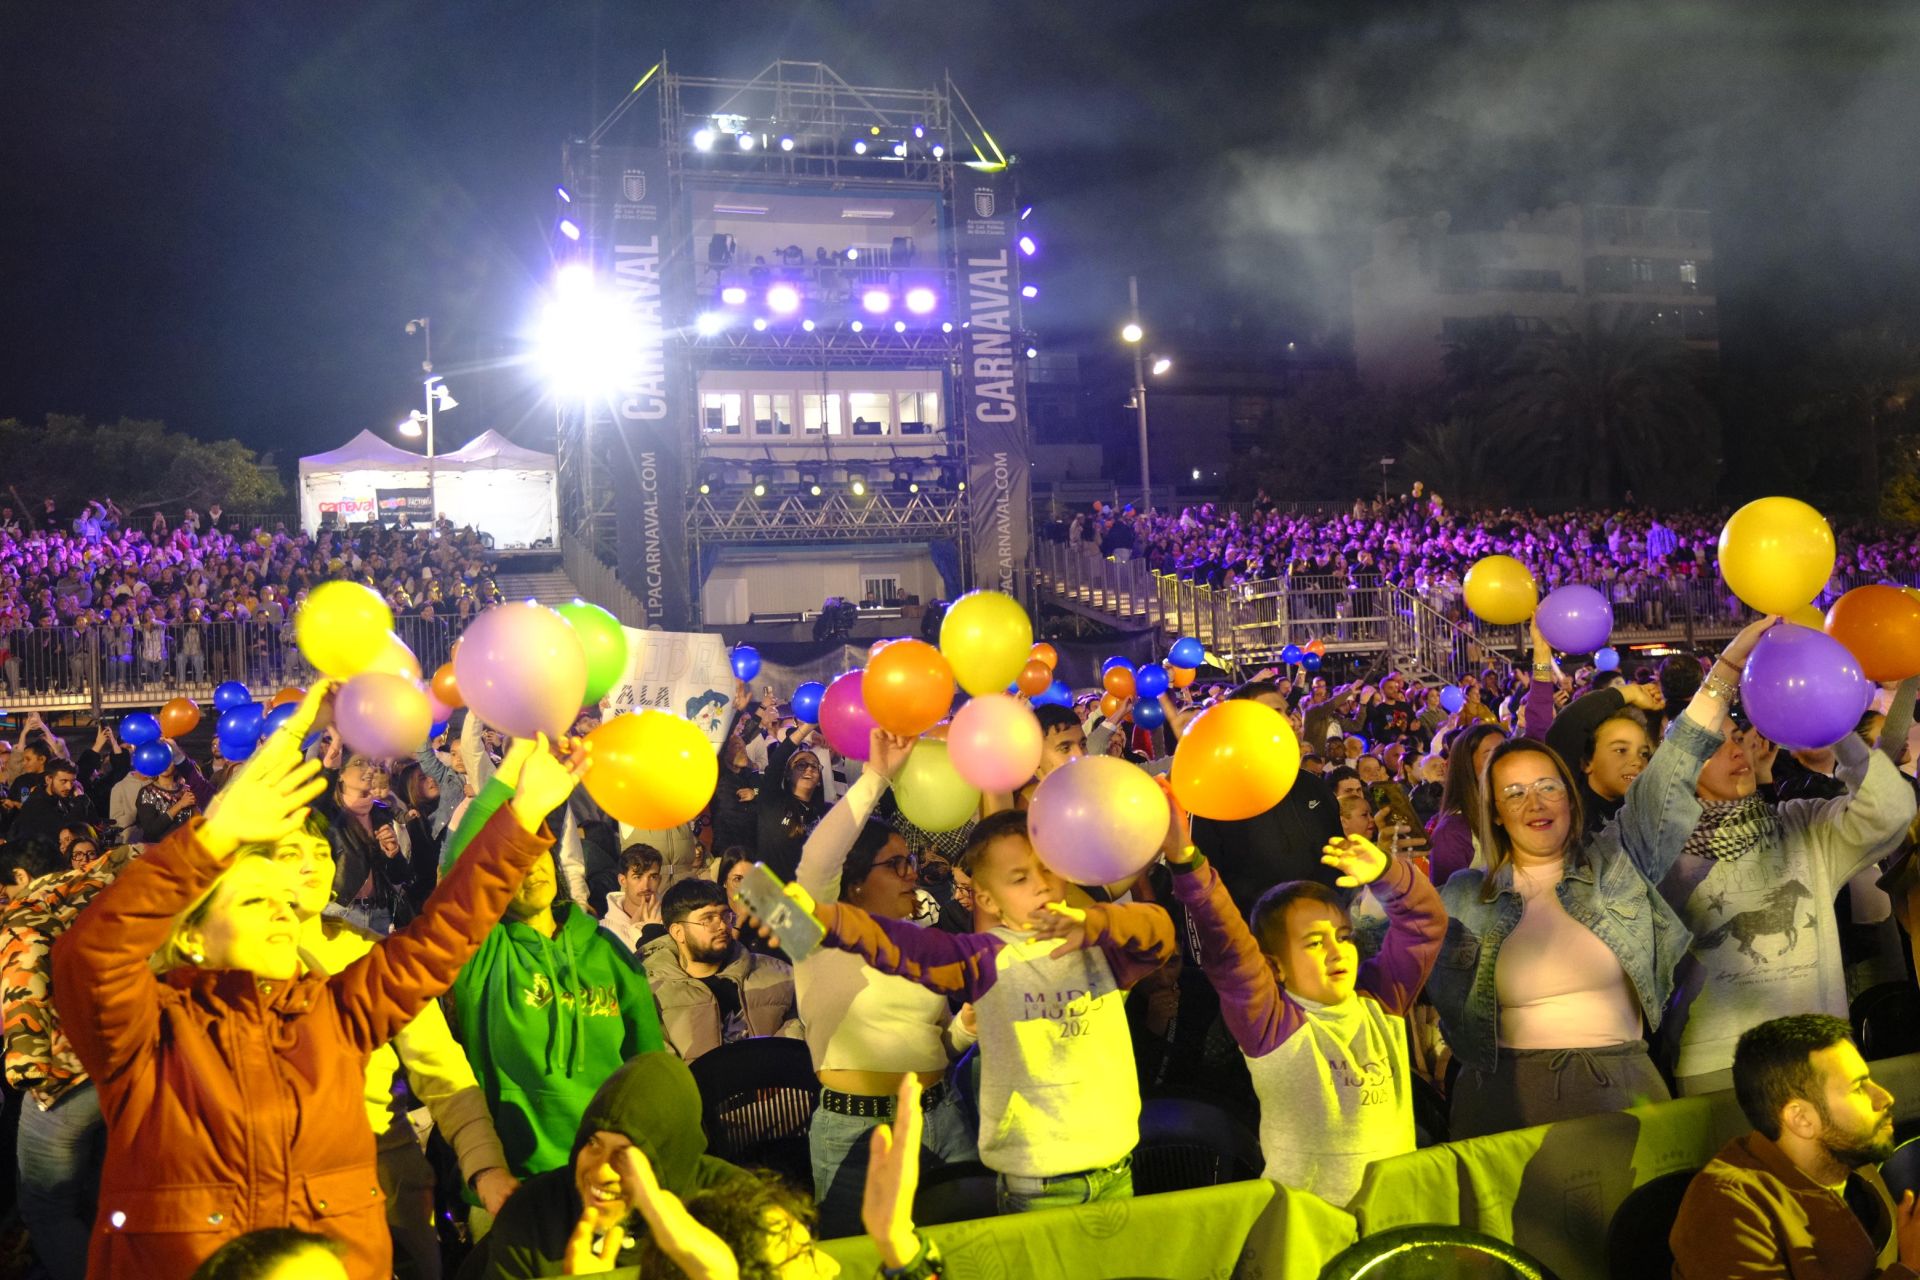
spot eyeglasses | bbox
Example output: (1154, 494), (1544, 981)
(1496, 778), (1568, 808)
(873, 854), (919, 879)
(680, 909), (735, 930)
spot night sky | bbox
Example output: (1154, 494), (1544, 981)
(6, 0), (1920, 465)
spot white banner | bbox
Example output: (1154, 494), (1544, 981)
(605, 628), (738, 752)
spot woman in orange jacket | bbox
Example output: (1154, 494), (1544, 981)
(52, 687), (587, 1280)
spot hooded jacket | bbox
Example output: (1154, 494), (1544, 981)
(640, 931), (800, 1062)
(455, 1053), (743, 1280)
(450, 899), (664, 1179)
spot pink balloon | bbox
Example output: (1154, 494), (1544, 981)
(454, 602), (588, 739)
(334, 672), (432, 759)
(1027, 755), (1170, 885)
(947, 694), (1043, 792)
(819, 671), (877, 761)
(426, 693), (456, 726)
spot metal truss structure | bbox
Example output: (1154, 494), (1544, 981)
(688, 488), (963, 543)
(690, 325), (963, 370)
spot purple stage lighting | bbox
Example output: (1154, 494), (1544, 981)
(850, 320), (864, 333)
(905, 287), (937, 314)
(559, 219), (580, 241)
(751, 317), (769, 332)
(892, 320), (906, 333)
(767, 283), (801, 313)
(720, 286), (748, 306)
(556, 186), (572, 203)
(861, 289), (892, 314)
(1021, 284), (1038, 299)
(853, 140), (868, 155)
(1017, 235), (1036, 256)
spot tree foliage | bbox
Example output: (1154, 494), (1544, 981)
(0, 415), (284, 515)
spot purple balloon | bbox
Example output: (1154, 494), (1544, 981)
(1535, 585), (1612, 654)
(819, 671), (877, 761)
(1741, 624), (1867, 751)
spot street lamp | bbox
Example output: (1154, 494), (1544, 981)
(1121, 279), (1152, 512)
(401, 318), (456, 522)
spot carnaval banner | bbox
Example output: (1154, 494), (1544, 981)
(954, 170), (1032, 594)
(375, 488), (434, 523)
(606, 627), (737, 753)
(590, 145), (695, 630)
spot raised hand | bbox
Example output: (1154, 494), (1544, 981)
(868, 729), (916, 782)
(1622, 682), (1666, 712)
(862, 1076), (925, 1270)
(1028, 901), (1090, 958)
(611, 1147), (740, 1280)
(1721, 614), (1781, 669)
(1156, 776), (1194, 863)
(562, 1208), (624, 1275)
(508, 733), (592, 834)
(1321, 834), (1390, 888)
(201, 732), (329, 861)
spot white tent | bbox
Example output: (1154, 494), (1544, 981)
(297, 428), (558, 548)
(434, 430), (558, 548)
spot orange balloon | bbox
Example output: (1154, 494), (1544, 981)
(431, 662), (464, 708)
(158, 697), (201, 739)
(1016, 658), (1053, 697)
(868, 638), (896, 660)
(864, 639), (956, 737)
(1825, 585), (1920, 683)
(1304, 640), (1326, 657)
(1170, 699), (1302, 821)
(269, 686), (305, 709)
(1170, 665), (1197, 689)
(1103, 666), (1136, 698)
(1100, 692), (1125, 719)
(1030, 642), (1058, 669)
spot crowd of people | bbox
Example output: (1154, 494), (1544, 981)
(0, 494), (1916, 1279)
(0, 500), (505, 696)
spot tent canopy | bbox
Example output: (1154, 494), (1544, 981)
(297, 429), (426, 473)
(440, 429), (556, 470)
(297, 428), (557, 548)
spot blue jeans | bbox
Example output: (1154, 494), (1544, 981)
(996, 1153), (1133, 1215)
(810, 1087), (977, 1239)
(17, 1084), (105, 1280)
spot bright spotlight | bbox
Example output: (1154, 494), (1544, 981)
(908, 481), (919, 493)
(905, 287), (937, 314)
(853, 140), (868, 155)
(554, 262), (594, 297)
(940, 321), (953, 333)
(1121, 322), (1144, 344)
(892, 320), (906, 333)
(1152, 357), (1173, 375)
(1021, 206), (1034, 220)
(558, 219), (580, 241)
(720, 286), (748, 306)
(695, 311), (728, 336)
(1021, 284), (1038, 299)
(779, 136), (795, 151)
(752, 482), (766, 498)
(1018, 235), (1037, 256)
(851, 478), (867, 496)
(767, 283), (800, 313)
(914, 124), (926, 139)
(737, 133), (756, 152)
(809, 483), (823, 496)
(692, 128), (716, 151)
(891, 142), (907, 158)
(398, 413), (424, 438)
(1025, 346), (1039, 358)
(861, 289), (891, 314)
(801, 318), (816, 332)
(751, 317), (768, 331)
(850, 320), (864, 333)
(931, 145), (945, 159)
(538, 279), (647, 397)
(1191, 468), (1201, 481)
(846, 247), (859, 261)
(555, 186), (572, 203)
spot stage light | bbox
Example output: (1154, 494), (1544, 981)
(892, 142), (907, 158)
(698, 480), (710, 494)
(893, 320), (906, 333)
(767, 283), (800, 313)
(914, 124), (925, 139)
(555, 261), (594, 297)
(1191, 468), (1201, 481)
(850, 320), (864, 333)
(853, 140), (868, 155)
(801, 318), (816, 332)
(931, 145), (945, 159)
(851, 475), (868, 497)
(861, 289), (891, 314)
(908, 481), (920, 493)
(905, 287), (937, 314)
(1152, 357), (1173, 375)
(538, 276), (646, 397)
(737, 133), (756, 151)
(846, 247), (859, 261)
(779, 135), (795, 151)
(695, 311), (728, 336)
(1026, 346), (1039, 358)
(556, 186), (572, 203)
(1021, 284), (1038, 299)
(751, 317), (768, 331)
(1021, 206), (1033, 220)
(559, 219), (580, 241)
(1121, 322), (1144, 344)
(720, 286), (748, 306)
(693, 128), (716, 151)
(809, 483), (823, 497)
(870, 126), (881, 135)
(1018, 235), (1037, 256)
(941, 321), (953, 333)
(958, 480), (966, 492)
(752, 482), (766, 498)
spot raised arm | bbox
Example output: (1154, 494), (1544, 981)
(1786, 732), (1918, 884)
(813, 900), (998, 1001)
(1352, 846), (1447, 1015)
(1520, 616), (1558, 742)
(1167, 848), (1301, 1057)
(795, 729), (910, 901)
(1878, 677), (1919, 765)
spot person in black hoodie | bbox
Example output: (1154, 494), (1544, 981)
(1544, 680), (1666, 835)
(457, 1052), (744, 1279)
(756, 723), (828, 881)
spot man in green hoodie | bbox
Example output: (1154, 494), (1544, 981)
(448, 774), (665, 1185)
(456, 1052), (743, 1279)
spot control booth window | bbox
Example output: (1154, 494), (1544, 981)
(896, 390), (940, 435)
(703, 392), (742, 436)
(849, 391), (891, 437)
(803, 392), (843, 436)
(752, 393), (794, 436)
(862, 575), (903, 605)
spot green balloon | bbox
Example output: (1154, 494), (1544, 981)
(557, 599), (629, 706)
(893, 739), (981, 833)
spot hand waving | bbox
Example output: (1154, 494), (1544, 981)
(868, 729), (916, 782)
(611, 1147), (739, 1280)
(1321, 834), (1390, 888)
(200, 682), (333, 860)
(862, 1076), (925, 1269)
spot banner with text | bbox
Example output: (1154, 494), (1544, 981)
(606, 627), (737, 752)
(376, 488), (434, 524)
(592, 145), (694, 629)
(955, 170), (1033, 595)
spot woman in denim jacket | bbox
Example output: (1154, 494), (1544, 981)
(1429, 618), (1774, 1137)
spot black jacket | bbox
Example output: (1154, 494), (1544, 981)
(1189, 769), (1345, 913)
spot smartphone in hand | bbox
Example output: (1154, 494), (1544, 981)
(731, 863), (827, 962)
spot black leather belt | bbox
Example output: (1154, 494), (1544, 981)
(819, 1081), (949, 1119)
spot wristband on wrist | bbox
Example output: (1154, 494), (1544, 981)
(880, 1233), (941, 1280)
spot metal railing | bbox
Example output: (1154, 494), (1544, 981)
(562, 533), (647, 629)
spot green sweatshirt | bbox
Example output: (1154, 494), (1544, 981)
(448, 779), (665, 1178)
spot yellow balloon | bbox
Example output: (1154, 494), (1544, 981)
(583, 712), (718, 829)
(1717, 496), (1835, 616)
(360, 632), (423, 682)
(296, 582), (395, 678)
(1787, 603), (1826, 629)
(1462, 555), (1538, 626)
(939, 590), (1033, 695)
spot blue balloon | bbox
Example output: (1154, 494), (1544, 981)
(1136, 662), (1170, 699)
(263, 701), (300, 737)
(1595, 647), (1621, 672)
(119, 712), (162, 747)
(218, 704), (264, 753)
(1133, 697), (1167, 729)
(1101, 656), (1134, 674)
(1034, 680), (1074, 707)
(1440, 685), (1466, 714)
(213, 681), (251, 713)
(791, 680), (826, 725)
(429, 721), (449, 741)
(220, 732), (257, 762)
(1280, 644), (1304, 665)
(731, 645), (762, 683)
(1301, 652), (1323, 672)
(1168, 636), (1204, 668)
(131, 742), (171, 777)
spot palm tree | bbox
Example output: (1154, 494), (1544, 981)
(1492, 320), (1720, 506)
(1400, 415), (1507, 509)
(1790, 326), (1920, 517)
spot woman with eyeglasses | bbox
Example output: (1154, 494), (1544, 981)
(1428, 618), (1777, 1137)
(755, 714), (829, 882)
(791, 728), (978, 1239)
